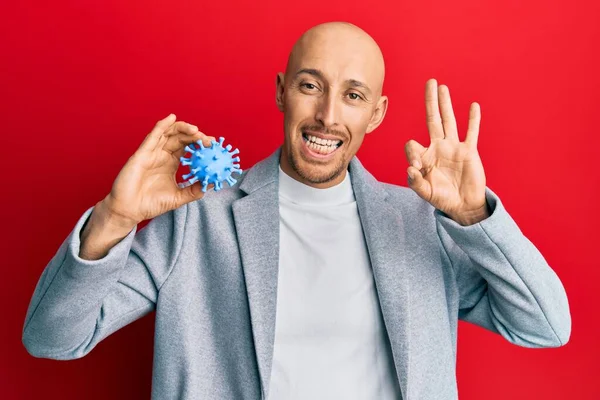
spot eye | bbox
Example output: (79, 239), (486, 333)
(348, 92), (362, 101)
(301, 83), (317, 90)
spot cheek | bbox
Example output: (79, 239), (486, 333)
(285, 94), (317, 121)
(341, 108), (372, 140)
(346, 133), (367, 155)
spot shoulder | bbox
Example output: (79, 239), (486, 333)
(372, 180), (441, 228)
(185, 170), (249, 215)
(379, 181), (434, 212)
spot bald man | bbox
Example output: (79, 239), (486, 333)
(277, 22), (388, 188)
(23, 22), (570, 400)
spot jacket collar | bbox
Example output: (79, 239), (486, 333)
(233, 147), (410, 399)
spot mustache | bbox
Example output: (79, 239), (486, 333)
(301, 124), (346, 140)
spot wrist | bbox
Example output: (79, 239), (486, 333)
(447, 202), (491, 226)
(99, 195), (140, 231)
(78, 199), (137, 260)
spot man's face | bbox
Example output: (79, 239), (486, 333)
(276, 25), (387, 188)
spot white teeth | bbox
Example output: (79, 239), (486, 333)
(305, 134), (341, 149)
(305, 137), (338, 155)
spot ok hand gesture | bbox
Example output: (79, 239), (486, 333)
(405, 79), (490, 226)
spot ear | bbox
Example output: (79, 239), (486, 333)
(276, 72), (285, 112)
(366, 95), (389, 134)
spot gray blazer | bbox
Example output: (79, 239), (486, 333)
(23, 147), (571, 400)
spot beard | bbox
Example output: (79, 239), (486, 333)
(286, 140), (347, 184)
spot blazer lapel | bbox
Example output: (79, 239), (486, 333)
(232, 150), (411, 399)
(232, 149), (281, 398)
(349, 157), (411, 400)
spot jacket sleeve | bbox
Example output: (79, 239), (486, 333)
(434, 187), (571, 348)
(22, 204), (188, 359)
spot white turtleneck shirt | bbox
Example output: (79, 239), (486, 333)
(267, 166), (402, 399)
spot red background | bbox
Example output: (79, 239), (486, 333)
(1, 0), (598, 398)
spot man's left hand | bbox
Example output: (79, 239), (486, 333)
(405, 78), (489, 226)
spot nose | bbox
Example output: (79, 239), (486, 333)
(315, 92), (340, 128)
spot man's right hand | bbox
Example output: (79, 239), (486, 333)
(104, 113), (216, 228)
(80, 114), (215, 260)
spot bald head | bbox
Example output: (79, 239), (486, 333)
(276, 22), (389, 189)
(285, 22), (385, 97)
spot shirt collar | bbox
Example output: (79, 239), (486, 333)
(278, 165), (355, 206)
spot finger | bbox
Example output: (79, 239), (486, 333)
(139, 114), (177, 151)
(404, 139), (427, 170)
(465, 102), (481, 148)
(164, 121), (199, 137)
(165, 131), (216, 155)
(438, 85), (459, 141)
(425, 79), (444, 140)
(155, 113), (177, 132)
(407, 165), (432, 200)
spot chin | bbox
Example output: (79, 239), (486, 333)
(290, 147), (347, 185)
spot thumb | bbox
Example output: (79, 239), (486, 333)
(176, 181), (207, 206)
(407, 166), (431, 200)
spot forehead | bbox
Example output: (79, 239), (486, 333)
(289, 32), (383, 89)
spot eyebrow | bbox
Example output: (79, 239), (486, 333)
(294, 68), (373, 96)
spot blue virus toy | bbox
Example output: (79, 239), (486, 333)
(179, 137), (242, 192)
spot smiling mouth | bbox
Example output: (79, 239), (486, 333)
(302, 133), (343, 155)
